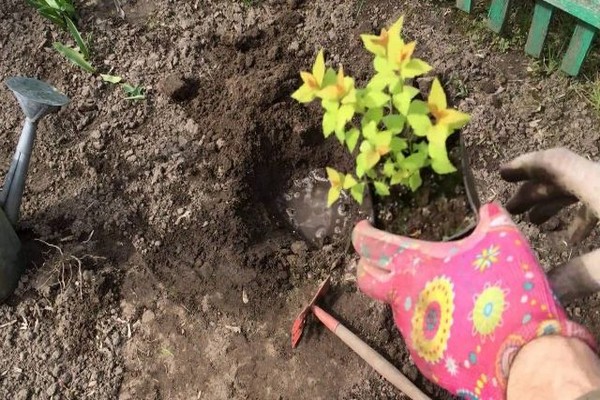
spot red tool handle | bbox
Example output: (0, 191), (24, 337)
(312, 305), (431, 400)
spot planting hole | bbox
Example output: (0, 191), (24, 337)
(276, 168), (373, 248)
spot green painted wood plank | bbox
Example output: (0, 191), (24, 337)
(456, 0), (473, 13)
(488, 0), (512, 33)
(561, 20), (596, 76)
(525, 1), (554, 58)
(543, 0), (600, 29)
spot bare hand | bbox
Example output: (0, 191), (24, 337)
(500, 148), (600, 301)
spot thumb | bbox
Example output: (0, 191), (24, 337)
(356, 258), (396, 303)
(353, 220), (409, 304)
(352, 220), (407, 266)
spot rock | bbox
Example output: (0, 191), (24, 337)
(90, 130), (102, 140)
(216, 138), (226, 149)
(15, 389), (29, 400)
(158, 74), (197, 102)
(46, 383), (57, 397)
(141, 309), (155, 324)
(291, 241), (308, 255)
(288, 40), (299, 51)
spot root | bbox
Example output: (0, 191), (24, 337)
(34, 239), (105, 299)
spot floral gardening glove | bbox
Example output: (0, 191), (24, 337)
(352, 202), (596, 399)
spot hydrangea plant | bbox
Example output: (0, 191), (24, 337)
(292, 17), (470, 206)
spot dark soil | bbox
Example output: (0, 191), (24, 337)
(0, 0), (600, 399)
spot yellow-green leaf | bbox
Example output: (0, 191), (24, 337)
(335, 126), (345, 144)
(338, 104), (355, 124)
(361, 34), (387, 57)
(392, 90), (418, 116)
(431, 158), (457, 174)
(363, 108), (384, 126)
(374, 181), (390, 196)
(407, 114), (432, 136)
(312, 49), (326, 87)
(351, 183), (365, 204)
(409, 171), (422, 191)
(390, 137), (408, 152)
(363, 90), (390, 109)
(343, 174), (358, 189)
(382, 115), (405, 133)
(322, 99), (339, 112)
(374, 56), (394, 73)
(388, 16), (404, 37)
(367, 72), (393, 91)
(401, 149), (429, 171)
(429, 78), (447, 111)
(323, 111), (336, 138)
(391, 170), (409, 185)
(383, 160), (396, 177)
(402, 58), (432, 78)
(357, 149), (380, 171)
(408, 100), (429, 115)
(323, 68), (338, 87)
(372, 130), (392, 150)
(427, 124), (450, 145)
(362, 120), (378, 140)
(327, 187), (342, 206)
(439, 109), (471, 130)
(292, 84), (316, 103)
(429, 142), (456, 174)
(326, 167), (343, 189)
(346, 128), (360, 152)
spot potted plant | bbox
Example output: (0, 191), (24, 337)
(291, 16), (478, 241)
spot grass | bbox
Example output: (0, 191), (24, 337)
(449, 0), (600, 119)
(575, 75), (600, 115)
(27, 0), (146, 100)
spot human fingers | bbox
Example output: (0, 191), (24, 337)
(505, 180), (574, 215)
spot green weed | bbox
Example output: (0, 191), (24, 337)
(28, 0), (145, 101)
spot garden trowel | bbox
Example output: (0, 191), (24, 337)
(0, 77), (69, 301)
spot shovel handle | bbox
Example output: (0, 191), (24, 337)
(312, 305), (431, 400)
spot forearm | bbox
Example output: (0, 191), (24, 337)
(507, 336), (600, 400)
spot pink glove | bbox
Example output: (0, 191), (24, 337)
(352, 202), (596, 399)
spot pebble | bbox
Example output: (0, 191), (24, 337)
(288, 40), (299, 51)
(216, 138), (226, 149)
(46, 383), (57, 397)
(90, 130), (102, 140)
(141, 309), (156, 324)
(15, 389), (29, 400)
(111, 332), (121, 346)
(290, 241), (308, 255)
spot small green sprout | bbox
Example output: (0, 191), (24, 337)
(123, 84), (146, 100)
(28, 0), (146, 102)
(101, 74), (123, 84)
(53, 42), (95, 73)
(292, 16), (470, 206)
(27, 0), (76, 30)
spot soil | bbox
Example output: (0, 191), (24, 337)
(0, 0), (600, 399)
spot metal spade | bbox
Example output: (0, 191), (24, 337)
(0, 77), (69, 301)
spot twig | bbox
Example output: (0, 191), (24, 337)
(0, 320), (17, 329)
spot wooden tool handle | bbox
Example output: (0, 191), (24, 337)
(312, 305), (431, 400)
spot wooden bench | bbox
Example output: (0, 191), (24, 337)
(456, 0), (599, 76)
